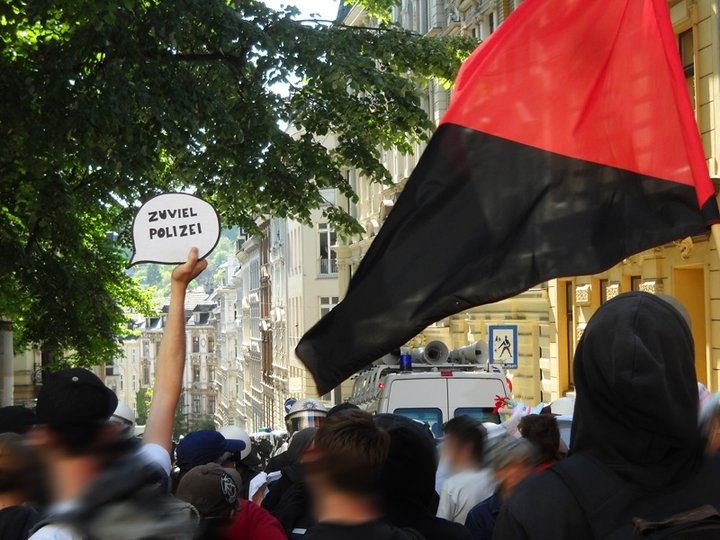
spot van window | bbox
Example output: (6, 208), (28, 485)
(393, 407), (443, 438)
(454, 407), (501, 424)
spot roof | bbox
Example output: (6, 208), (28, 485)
(336, 0), (352, 22)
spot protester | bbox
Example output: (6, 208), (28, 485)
(176, 462), (286, 540)
(261, 427), (318, 537)
(304, 409), (423, 540)
(0, 405), (37, 434)
(325, 402), (360, 418)
(375, 414), (473, 540)
(495, 292), (720, 538)
(174, 430), (245, 491)
(517, 414), (560, 470)
(465, 438), (536, 540)
(219, 425), (262, 499)
(436, 416), (495, 524)
(176, 463), (241, 539)
(28, 248), (207, 540)
(110, 401), (136, 441)
(0, 433), (42, 539)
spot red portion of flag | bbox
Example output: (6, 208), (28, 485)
(441, 0), (714, 207)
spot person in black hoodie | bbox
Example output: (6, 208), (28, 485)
(494, 292), (720, 539)
(262, 427), (318, 537)
(375, 414), (472, 540)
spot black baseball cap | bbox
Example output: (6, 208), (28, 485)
(36, 368), (118, 428)
(0, 406), (37, 434)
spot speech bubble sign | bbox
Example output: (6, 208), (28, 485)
(127, 193), (221, 267)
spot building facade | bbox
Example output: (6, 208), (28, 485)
(232, 201), (345, 432)
(210, 260), (246, 429)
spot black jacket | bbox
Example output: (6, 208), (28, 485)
(375, 414), (472, 540)
(495, 293), (720, 539)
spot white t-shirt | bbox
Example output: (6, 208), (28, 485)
(29, 444), (171, 540)
(436, 468), (496, 524)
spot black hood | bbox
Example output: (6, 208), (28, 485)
(570, 291), (703, 488)
(375, 414), (438, 517)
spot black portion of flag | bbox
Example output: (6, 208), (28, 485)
(297, 124), (713, 394)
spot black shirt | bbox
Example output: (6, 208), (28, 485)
(306, 519), (424, 540)
(0, 505), (40, 540)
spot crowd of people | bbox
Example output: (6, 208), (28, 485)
(1, 253), (720, 539)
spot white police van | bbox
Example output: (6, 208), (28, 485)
(349, 341), (511, 438)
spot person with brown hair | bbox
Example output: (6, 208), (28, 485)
(0, 432), (42, 540)
(517, 414), (560, 470)
(304, 409), (422, 540)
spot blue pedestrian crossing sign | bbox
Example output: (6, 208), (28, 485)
(489, 325), (518, 369)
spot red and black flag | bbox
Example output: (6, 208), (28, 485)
(297, 0), (720, 394)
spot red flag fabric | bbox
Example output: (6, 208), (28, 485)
(442, 0), (715, 208)
(296, 0), (720, 395)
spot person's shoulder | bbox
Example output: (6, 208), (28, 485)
(467, 494), (494, 519)
(495, 467), (587, 539)
(138, 442), (172, 476)
(507, 467), (568, 504)
(29, 524), (81, 540)
(228, 499), (286, 539)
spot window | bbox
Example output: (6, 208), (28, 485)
(192, 336), (200, 353)
(209, 396), (216, 414)
(120, 378), (124, 391)
(679, 29), (695, 110)
(132, 375), (136, 391)
(192, 395), (201, 413)
(320, 296), (340, 317)
(455, 407), (501, 424)
(105, 365), (114, 377)
(393, 407), (443, 438)
(142, 363), (150, 386)
(631, 275), (642, 292)
(208, 336), (215, 353)
(193, 365), (201, 382)
(318, 223), (338, 275)
(142, 340), (150, 359)
(208, 366), (215, 383)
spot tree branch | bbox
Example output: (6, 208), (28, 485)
(170, 52), (247, 69)
(295, 19), (415, 33)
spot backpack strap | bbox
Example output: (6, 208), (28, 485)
(549, 453), (641, 539)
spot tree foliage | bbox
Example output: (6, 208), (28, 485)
(0, 0), (476, 366)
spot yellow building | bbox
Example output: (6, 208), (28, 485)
(338, 0), (720, 405)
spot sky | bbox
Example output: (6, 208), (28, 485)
(263, 0), (340, 20)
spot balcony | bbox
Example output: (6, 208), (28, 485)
(319, 257), (338, 276)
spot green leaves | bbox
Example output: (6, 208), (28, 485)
(0, 0), (475, 367)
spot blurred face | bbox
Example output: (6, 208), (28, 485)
(496, 458), (533, 498)
(440, 435), (473, 472)
(286, 412), (325, 434)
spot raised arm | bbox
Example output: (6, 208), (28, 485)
(143, 248), (207, 452)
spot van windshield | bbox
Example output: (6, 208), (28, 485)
(454, 407), (501, 424)
(393, 407), (443, 438)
